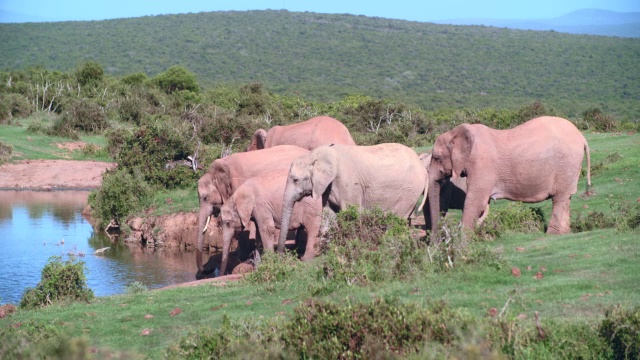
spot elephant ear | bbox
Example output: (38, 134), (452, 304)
(311, 147), (338, 199)
(213, 159), (233, 201)
(448, 125), (474, 178)
(236, 190), (255, 230)
(252, 129), (267, 150)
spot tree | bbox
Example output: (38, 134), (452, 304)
(153, 65), (200, 94)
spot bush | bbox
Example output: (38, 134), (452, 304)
(59, 98), (110, 133)
(88, 167), (152, 228)
(0, 141), (12, 164)
(583, 108), (619, 132)
(599, 305), (640, 360)
(125, 281), (149, 294)
(320, 206), (429, 286)
(475, 202), (545, 240)
(20, 256), (94, 309)
(76, 61), (104, 86)
(121, 72), (147, 86)
(0, 93), (32, 124)
(571, 211), (616, 232)
(246, 250), (298, 290)
(153, 65), (199, 94)
(115, 115), (198, 188)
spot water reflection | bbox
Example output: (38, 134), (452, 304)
(0, 191), (198, 305)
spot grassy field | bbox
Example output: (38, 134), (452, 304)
(0, 115), (111, 162)
(0, 131), (638, 358)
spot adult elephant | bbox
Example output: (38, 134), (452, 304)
(218, 170), (323, 275)
(246, 116), (356, 151)
(427, 116), (592, 239)
(419, 152), (489, 230)
(196, 145), (309, 278)
(278, 143), (428, 253)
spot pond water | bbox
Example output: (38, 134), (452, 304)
(0, 190), (198, 305)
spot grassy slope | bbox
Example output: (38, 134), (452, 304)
(0, 132), (638, 358)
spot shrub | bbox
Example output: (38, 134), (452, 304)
(115, 115), (198, 188)
(0, 93), (32, 124)
(58, 98), (110, 133)
(125, 281), (149, 294)
(475, 202), (545, 240)
(571, 211), (616, 232)
(599, 305), (640, 360)
(153, 65), (199, 94)
(283, 298), (477, 359)
(583, 108), (618, 132)
(121, 72), (147, 86)
(88, 167), (152, 228)
(20, 256), (94, 309)
(0, 141), (12, 164)
(105, 127), (131, 158)
(246, 250), (298, 290)
(320, 206), (429, 286)
(75, 61), (104, 86)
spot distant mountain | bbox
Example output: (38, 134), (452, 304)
(435, 9), (640, 38)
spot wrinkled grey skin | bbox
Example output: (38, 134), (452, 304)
(195, 145), (309, 279)
(278, 143), (428, 253)
(245, 116), (356, 151)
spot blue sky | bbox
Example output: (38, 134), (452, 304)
(1, 0), (639, 23)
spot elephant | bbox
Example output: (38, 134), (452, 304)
(419, 152), (489, 231)
(218, 170), (323, 275)
(427, 116), (592, 239)
(245, 116), (356, 151)
(196, 145), (310, 278)
(278, 143), (428, 253)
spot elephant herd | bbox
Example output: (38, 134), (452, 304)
(196, 115), (592, 278)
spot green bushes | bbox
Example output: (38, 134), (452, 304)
(0, 93), (32, 124)
(599, 305), (640, 360)
(75, 61), (104, 86)
(88, 168), (152, 228)
(320, 206), (430, 286)
(153, 65), (199, 94)
(474, 202), (545, 240)
(0, 141), (12, 164)
(19, 256), (94, 309)
(113, 115), (198, 188)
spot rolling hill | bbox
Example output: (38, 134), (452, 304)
(1, 10), (639, 119)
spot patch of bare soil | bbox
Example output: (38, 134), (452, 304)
(0, 160), (116, 190)
(56, 141), (87, 151)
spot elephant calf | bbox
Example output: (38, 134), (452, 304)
(218, 170), (323, 276)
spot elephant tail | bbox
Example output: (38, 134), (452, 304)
(416, 175), (429, 218)
(584, 141), (593, 194)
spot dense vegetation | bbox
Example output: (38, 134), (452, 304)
(1, 10), (639, 120)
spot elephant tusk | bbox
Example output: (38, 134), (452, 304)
(203, 215), (211, 234)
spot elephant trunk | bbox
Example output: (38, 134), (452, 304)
(428, 180), (442, 243)
(220, 226), (234, 277)
(278, 181), (298, 253)
(195, 205), (213, 279)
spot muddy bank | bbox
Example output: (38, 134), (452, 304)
(0, 160), (115, 190)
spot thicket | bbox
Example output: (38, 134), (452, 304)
(167, 298), (640, 359)
(19, 256), (94, 310)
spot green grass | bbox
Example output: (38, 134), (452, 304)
(0, 114), (111, 162)
(1, 132), (639, 358)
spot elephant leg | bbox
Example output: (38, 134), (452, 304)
(548, 195), (572, 235)
(301, 212), (322, 261)
(476, 203), (490, 226)
(256, 218), (276, 252)
(461, 192), (491, 230)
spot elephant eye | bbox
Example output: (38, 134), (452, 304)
(293, 178), (298, 184)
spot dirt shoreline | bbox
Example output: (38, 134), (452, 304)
(0, 159), (116, 190)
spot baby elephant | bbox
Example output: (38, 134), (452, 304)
(218, 170), (323, 276)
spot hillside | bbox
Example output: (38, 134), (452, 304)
(1, 10), (639, 119)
